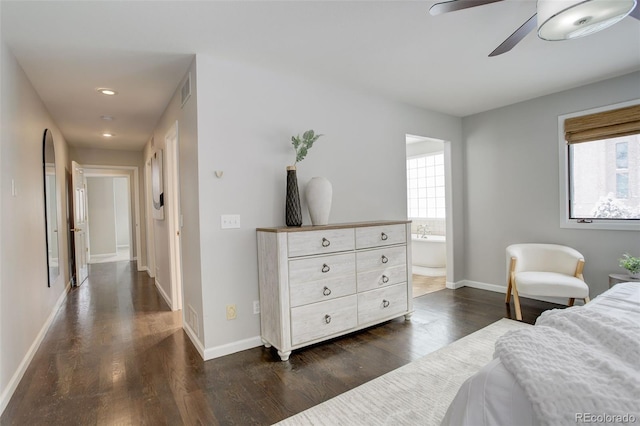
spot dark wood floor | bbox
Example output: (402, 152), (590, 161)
(1, 262), (562, 425)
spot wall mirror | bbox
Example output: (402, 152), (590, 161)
(43, 129), (59, 287)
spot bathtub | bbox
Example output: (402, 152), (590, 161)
(411, 234), (446, 268)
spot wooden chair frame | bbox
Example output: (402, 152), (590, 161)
(505, 257), (590, 321)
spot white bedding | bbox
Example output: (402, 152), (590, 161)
(442, 282), (640, 426)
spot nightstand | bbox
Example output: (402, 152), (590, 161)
(608, 273), (640, 288)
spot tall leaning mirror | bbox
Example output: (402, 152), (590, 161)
(43, 129), (59, 287)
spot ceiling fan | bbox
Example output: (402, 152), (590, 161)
(429, 0), (640, 57)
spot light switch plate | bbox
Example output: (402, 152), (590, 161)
(221, 214), (240, 229)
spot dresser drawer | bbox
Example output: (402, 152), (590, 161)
(357, 283), (408, 325)
(290, 276), (356, 307)
(288, 229), (355, 257)
(356, 246), (406, 272)
(291, 295), (358, 346)
(355, 224), (406, 249)
(289, 253), (356, 285)
(357, 264), (407, 292)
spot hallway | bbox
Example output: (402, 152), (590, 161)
(1, 262), (556, 425)
(1, 262), (197, 425)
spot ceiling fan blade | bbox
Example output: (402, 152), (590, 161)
(489, 14), (537, 57)
(429, 0), (504, 16)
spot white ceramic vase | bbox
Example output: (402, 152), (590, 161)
(305, 177), (332, 226)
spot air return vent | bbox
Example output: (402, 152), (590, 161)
(181, 73), (191, 108)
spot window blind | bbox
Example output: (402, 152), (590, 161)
(564, 104), (640, 144)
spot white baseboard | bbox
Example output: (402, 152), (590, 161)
(0, 282), (70, 416)
(183, 321), (205, 359)
(462, 280), (506, 293)
(460, 280), (572, 306)
(90, 252), (118, 259)
(203, 336), (263, 361)
(446, 280), (465, 289)
(145, 267), (155, 278)
(154, 279), (173, 310)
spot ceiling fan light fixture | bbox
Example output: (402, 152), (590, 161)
(537, 0), (637, 40)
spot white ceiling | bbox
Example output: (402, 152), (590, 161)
(2, 0), (639, 151)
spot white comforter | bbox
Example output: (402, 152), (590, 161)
(494, 293), (640, 426)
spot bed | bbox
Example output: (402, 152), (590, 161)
(441, 281), (640, 426)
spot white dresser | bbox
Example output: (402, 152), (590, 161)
(257, 220), (413, 361)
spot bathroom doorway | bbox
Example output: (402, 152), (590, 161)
(406, 134), (448, 297)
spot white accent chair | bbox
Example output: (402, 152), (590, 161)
(506, 243), (590, 321)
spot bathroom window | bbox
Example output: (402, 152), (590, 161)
(407, 153), (445, 219)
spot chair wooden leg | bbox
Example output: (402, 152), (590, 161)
(584, 296), (590, 304)
(568, 298), (575, 306)
(512, 287), (522, 321)
(506, 257), (516, 304)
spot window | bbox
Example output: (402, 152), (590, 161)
(560, 102), (640, 230)
(407, 153), (445, 219)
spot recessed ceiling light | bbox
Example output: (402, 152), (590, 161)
(102, 133), (115, 138)
(97, 88), (118, 96)
(100, 115), (115, 121)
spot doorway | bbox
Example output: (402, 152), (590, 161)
(144, 122), (183, 312)
(406, 134), (449, 297)
(69, 164), (142, 271)
(85, 175), (132, 263)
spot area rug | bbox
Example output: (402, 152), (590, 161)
(275, 318), (530, 426)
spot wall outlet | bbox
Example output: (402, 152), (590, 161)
(226, 304), (237, 320)
(253, 300), (260, 314)
(220, 214), (240, 229)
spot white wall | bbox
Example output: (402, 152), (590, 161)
(195, 55), (462, 357)
(85, 176), (130, 256)
(406, 139), (444, 157)
(0, 41), (70, 414)
(114, 177), (130, 247)
(462, 71), (640, 298)
(145, 58), (203, 343)
(86, 177), (117, 255)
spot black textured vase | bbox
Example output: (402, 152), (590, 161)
(285, 166), (303, 227)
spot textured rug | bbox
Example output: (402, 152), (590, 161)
(275, 318), (530, 426)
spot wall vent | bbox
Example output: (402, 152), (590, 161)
(188, 304), (199, 338)
(181, 73), (191, 108)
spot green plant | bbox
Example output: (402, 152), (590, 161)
(619, 253), (640, 275)
(291, 130), (322, 166)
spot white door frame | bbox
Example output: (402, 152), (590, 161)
(71, 161), (89, 286)
(165, 121), (183, 311)
(81, 165), (142, 271)
(145, 159), (156, 278)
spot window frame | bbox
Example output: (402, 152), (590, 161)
(558, 100), (640, 231)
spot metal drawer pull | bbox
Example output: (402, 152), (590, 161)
(382, 299), (390, 308)
(322, 264), (331, 273)
(322, 237), (331, 247)
(381, 232), (388, 241)
(381, 255), (388, 264)
(323, 286), (332, 296)
(381, 275), (389, 284)
(324, 314), (332, 324)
